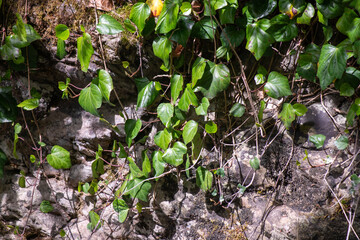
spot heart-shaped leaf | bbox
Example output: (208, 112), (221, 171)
(113, 198), (129, 223)
(40, 200), (54, 213)
(205, 121), (217, 134)
(196, 166), (213, 191)
(154, 128), (172, 150)
(17, 98), (39, 111)
(317, 44), (347, 90)
(96, 14), (124, 35)
(297, 3), (315, 25)
(136, 80), (160, 108)
(195, 97), (210, 115)
(183, 120), (198, 144)
(87, 211), (101, 231)
(157, 103), (174, 127)
(178, 84), (198, 112)
(128, 157), (144, 178)
(78, 84), (102, 116)
(55, 24), (70, 40)
(336, 8), (360, 43)
(47, 145), (71, 169)
(130, 2), (151, 33)
(125, 119), (142, 147)
(162, 141), (187, 166)
(264, 71), (292, 99)
(77, 32), (94, 72)
(246, 19), (274, 60)
(126, 177), (151, 201)
(98, 70), (113, 103)
(309, 134), (326, 149)
(153, 36), (172, 68)
(335, 135), (348, 150)
(278, 103), (296, 129)
(268, 14), (298, 42)
(279, 0), (306, 19)
(155, 0), (181, 34)
(229, 103), (245, 117)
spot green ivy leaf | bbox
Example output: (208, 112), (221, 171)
(297, 43), (320, 82)
(157, 103), (174, 128)
(220, 25), (244, 48)
(156, 0), (181, 34)
(163, 141), (187, 166)
(335, 135), (348, 150)
(0, 87), (17, 123)
(78, 84), (102, 117)
(183, 120), (198, 144)
(316, 0), (344, 20)
(40, 200), (54, 213)
(196, 166), (213, 191)
(205, 121), (218, 134)
(128, 157), (144, 178)
(247, 0), (277, 19)
(17, 98), (39, 111)
(19, 176), (26, 188)
(268, 14), (298, 42)
(309, 134), (326, 149)
(210, 0), (227, 10)
(56, 39), (66, 59)
(55, 24), (70, 40)
(126, 177), (151, 202)
(178, 84), (198, 112)
(47, 145), (72, 169)
(153, 36), (172, 68)
(77, 32), (94, 72)
(250, 157), (260, 170)
(170, 74), (183, 102)
(191, 132), (203, 161)
(278, 103), (306, 129)
(246, 19), (274, 60)
(229, 103), (246, 117)
(113, 198), (129, 223)
(142, 150), (151, 177)
(195, 63), (231, 99)
(264, 71), (292, 99)
(87, 211), (101, 230)
(191, 17), (217, 40)
(171, 16), (194, 46)
(152, 151), (165, 178)
(219, 6), (237, 25)
(137, 80), (160, 108)
(340, 83), (355, 97)
(195, 97), (210, 116)
(293, 103), (307, 116)
(98, 70), (113, 103)
(0, 41), (21, 61)
(96, 14), (124, 35)
(336, 8), (360, 43)
(279, 0), (306, 18)
(192, 57), (207, 87)
(317, 44), (347, 90)
(130, 2), (151, 33)
(14, 14), (26, 42)
(297, 3), (315, 25)
(125, 119), (142, 147)
(180, 2), (192, 15)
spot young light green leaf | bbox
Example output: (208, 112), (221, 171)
(125, 119), (142, 147)
(196, 166), (213, 191)
(278, 103), (296, 129)
(153, 36), (172, 68)
(96, 14), (124, 35)
(309, 134), (326, 149)
(40, 200), (54, 213)
(317, 44), (347, 90)
(264, 71), (292, 99)
(180, 2), (192, 15)
(170, 74), (183, 102)
(178, 84), (198, 112)
(293, 103), (307, 116)
(156, 0), (181, 34)
(152, 151), (165, 178)
(87, 211), (101, 231)
(195, 97), (210, 116)
(98, 70), (113, 103)
(183, 120), (198, 144)
(17, 98), (39, 111)
(142, 150), (151, 177)
(229, 103), (245, 117)
(335, 135), (348, 150)
(130, 2), (151, 33)
(56, 39), (66, 59)
(47, 145), (71, 169)
(205, 121), (217, 134)
(78, 84), (102, 117)
(162, 141), (187, 166)
(154, 129), (172, 150)
(55, 24), (70, 40)
(126, 177), (151, 201)
(19, 176), (26, 188)
(250, 157), (260, 170)
(127, 157), (144, 178)
(77, 32), (94, 72)
(157, 103), (174, 128)
(246, 19), (274, 60)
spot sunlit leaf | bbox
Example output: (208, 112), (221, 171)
(46, 145), (71, 169)
(264, 71), (292, 99)
(205, 121), (217, 134)
(153, 36), (172, 68)
(17, 98), (39, 111)
(178, 84), (198, 112)
(55, 24), (70, 40)
(195, 97), (210, 116)
(335, 135), (348, 150)
(96, 14), (124, 35)
(250, 157), (260, 170)
(162, 141), (187, 166)
(152, 151), (165, 178)
(171, 74), (183, 102)
(246, 19), (274, 60)
(78, 84), (102, 116)
(309, 134), (326, 149)
(154, 128), (172, 150)
(130, 2), (151, 33)
(125, 119), (142, 147)
(77, 32), (94, 72)
(98, 70), (113, 103)
(126, 177), (151, 201)
(156, 0), (181, 34)
(183, 120), (198, 144)
(40, 200), (54, 213)
(196, 166), (213, 191)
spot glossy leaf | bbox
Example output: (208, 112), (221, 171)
(191, 17), (217, 40)
(264, 71), (292, 99)
(19, 176), (26, 188)
(279, 0), (306, 19)
(192, 57), (207, 87)
(335, 135), (348, 150)
(183, 120), (198, 144)
(156, 0), (181, 34)
(98, 70), (113, 103)
(97, 14), (124, 35)
(154, 128), (172, 150)
(219, 6), (237, 25)
(142, 150), (151, 177)
(309, 134), (326, 149)
(130, 2), (151, 33)
(178, 84), (198, 112)
(336, 8), (360, 43)
(246, 19), (274, 60)
(17, 98), (39, 111)
(180, 2), (192, 15)
(220, 25), (244, 48)
(250, 157), (260, 170)
(153, 36), (172, 68)
(297, 3), (315, 25)
(125, 119), (142, 147)
(162, 141), (187, 166)
(40, 200), (54, 213)
(137, 80), (160, 108)
(77, 32), (94, 72)
(195, 97), (210, 115)
(157, 103), (174, 127)
(268, 14), (298, 42)
(55, 24), (70, 40)
(78, 84), (102, 116)
(56, 39), (66, 59)
(229, 103), (245, 117)
(152, 151), (165, 178)
(247, 0), (276, 19)
(317, 44), (347, 90)
(46, 145), (71, 169)
(205, 121), (217, 134)
(196, 166), (213, 191)
(126, 177), (151, 201)
(316, 0), (344, 20)
(171, 74), (183, 102)
(171, 16), (194, 46)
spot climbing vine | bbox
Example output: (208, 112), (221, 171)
(1, 0), (360, 237)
